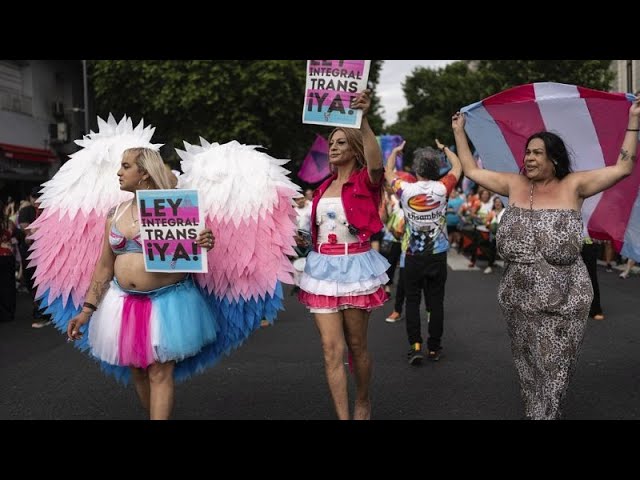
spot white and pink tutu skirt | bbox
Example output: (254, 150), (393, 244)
(298, 242), (389, 313)
(87, 276), (220, 383)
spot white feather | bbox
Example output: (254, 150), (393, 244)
(38, 114), (163, 218)
(177, 139), (301, 226)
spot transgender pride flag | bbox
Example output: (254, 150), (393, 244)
(298, 134), (330, 184)
(461, 82), (640, 259)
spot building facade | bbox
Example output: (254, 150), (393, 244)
(0, 60), (86, 201)
(612, 60), (640, 94)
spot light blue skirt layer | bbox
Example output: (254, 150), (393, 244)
(304, 249), (390, 282)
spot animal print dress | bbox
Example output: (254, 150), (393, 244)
(496, 206), (593, 420)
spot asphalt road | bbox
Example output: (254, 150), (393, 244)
(1, 253), (638, 420)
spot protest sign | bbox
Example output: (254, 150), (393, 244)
(137, 189), (207, 273)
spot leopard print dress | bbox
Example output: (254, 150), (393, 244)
(496, 205), (593, 420)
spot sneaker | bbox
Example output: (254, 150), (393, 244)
(385, 311), (402, 323)
(619, 271), (629, 279)
(31, 319), (52, 329)
(483, 266), (493, 274)
(427, 349), (442, 361)
(407, 343), (424, 365)
(605, 264), (613, 273)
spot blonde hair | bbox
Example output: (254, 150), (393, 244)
(124, 148), (174, 190)
(328, 127), (366, 169)
(164, 163), (178, 188)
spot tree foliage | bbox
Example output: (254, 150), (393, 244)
(88, 60), (383, 177)
(388, 60), (615, 162)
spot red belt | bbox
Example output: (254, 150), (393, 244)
(317, 241), (371, 255)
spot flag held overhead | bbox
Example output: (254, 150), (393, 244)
(461, 82), (640, 257)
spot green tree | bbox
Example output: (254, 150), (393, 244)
(474, 60), (615, 96)
(88, 60), (384, 175)
(388, 60), (614, 161)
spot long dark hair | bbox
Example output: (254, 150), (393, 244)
(525, 131), (573, 179)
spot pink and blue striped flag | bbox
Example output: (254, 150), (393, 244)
(461, 82), (640, 260)
(298, 134), (329, 184)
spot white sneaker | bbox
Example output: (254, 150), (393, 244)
(483, 266), (493, 274)
(385, 311), (402, 323)
(619, 271), (629, 279)
(31, 319), (52, 329)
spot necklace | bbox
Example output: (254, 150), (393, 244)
(529, 181), (534, 210)
(130, 200), (139, 227)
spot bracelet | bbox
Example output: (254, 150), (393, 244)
(627, 128), (640, 132)
(83, 302), (97, 311)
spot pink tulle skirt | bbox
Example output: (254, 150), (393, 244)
(298, 246), (390, 313)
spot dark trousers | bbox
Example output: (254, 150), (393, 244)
(0, 255), (16, 322)
(470, 229), (496, 265)
(404, 252), (448, 351)
(19, 245), (45, 319)
(581, 242), (603, 316)
(383, 241), (402, 285)
(394, 266), (406, 313)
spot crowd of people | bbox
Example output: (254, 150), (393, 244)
(2, 88), (639, 421)
(1, 187), (53, 327)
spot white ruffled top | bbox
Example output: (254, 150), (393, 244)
(316, 197), (359, 244)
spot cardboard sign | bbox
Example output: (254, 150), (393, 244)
(302, 60), (371, 128)
(137, 189), (208, 273)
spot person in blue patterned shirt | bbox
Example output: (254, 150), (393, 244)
(385, 139), (461, 364)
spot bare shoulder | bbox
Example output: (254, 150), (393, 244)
(107, 201), (130, 220)
(505, 174), (529, 201)
(560, 171), (582, 188)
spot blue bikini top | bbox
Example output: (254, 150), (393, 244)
(109, 202), (143, 255)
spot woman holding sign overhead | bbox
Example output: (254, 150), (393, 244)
(66, 147), (216, 420)
(298, 89), (389, 420)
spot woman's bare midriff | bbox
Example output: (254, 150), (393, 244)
(114, 253), (186, 291)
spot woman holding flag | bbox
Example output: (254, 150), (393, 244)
(451, 96), (640, 420)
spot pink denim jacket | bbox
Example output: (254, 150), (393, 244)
(310, 168), (383, 247)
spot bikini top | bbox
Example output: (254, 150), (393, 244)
(109, 202), (143, 255)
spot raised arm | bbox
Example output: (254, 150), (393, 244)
(435, 138), (462, 182)
(352, 89), (384, 184)
(452, 112), (515, 197)
(572, 98), (640, 198)
(67, 208), (117, 340)
(384, 141), (406, 185)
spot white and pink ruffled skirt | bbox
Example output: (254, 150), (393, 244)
(87, 276), (219, 383)
(298, 243), (390, 313)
